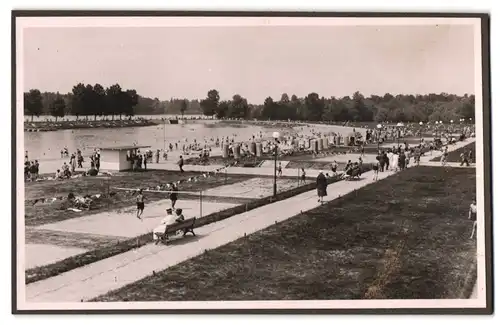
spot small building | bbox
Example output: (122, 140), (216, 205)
(99, 145), (151, 171)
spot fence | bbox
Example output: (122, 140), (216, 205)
(112, 187), (204, 219)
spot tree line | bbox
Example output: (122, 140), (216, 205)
(23, 83), (199, 122)
(200, 90), (475, 123)
(24, 84), (475, 124)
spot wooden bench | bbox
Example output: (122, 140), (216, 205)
(154, 217), (196, 245)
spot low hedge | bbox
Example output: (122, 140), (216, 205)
(25, 171), (350, 284)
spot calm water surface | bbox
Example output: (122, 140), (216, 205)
(24, 120), (360, 161)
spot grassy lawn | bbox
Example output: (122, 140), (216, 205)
(94, 166), (476, 301)
(24, 170), (252, 226)
(430, 142), (476, 163)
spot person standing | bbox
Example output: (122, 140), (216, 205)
(441, 146), (449, 166)
(331, 161), (338, 174)
(70, 154), (76, 173)
(300, 167), (306, 185)
(95, 152), (100, 171)
(169, 183), (178, 209)
(469, 199), (477, 239)
(277, 162), (282, 177)
(316, 171), (328, 204)
(372, 160), (379, 181)
(178, 155), (184, 173)
(155, 149), (160, 164)
(136, 189), (145, 220)
(143, 154), (147, 170)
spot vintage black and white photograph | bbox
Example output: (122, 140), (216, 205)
(13, 13), (492, 313)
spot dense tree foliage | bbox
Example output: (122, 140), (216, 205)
(200, 90), (475, 123)
(24, 84), (475, 123)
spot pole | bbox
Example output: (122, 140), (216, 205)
(377, 129), (381, 152)
(199, 190), (202, 219)
(297, 168), (300, 187)
(397, 128), (400, 147)
(273, 143), (277, 197)
(163, 119), (166, 151)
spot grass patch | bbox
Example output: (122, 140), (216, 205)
(430, 142), (476, 163)
(24, 170), (252, 226)
(25, 173), (345, 284)
(93, 166), (477, 301)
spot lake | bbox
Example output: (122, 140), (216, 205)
(24, 120), (362, 161)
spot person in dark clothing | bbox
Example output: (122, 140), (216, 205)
(178, 155), (184, 173)
(383, 151), (389, 172)
(175, 208), (185, 223)
(316, 171), (328, 204)
(169, 184), (178, 208)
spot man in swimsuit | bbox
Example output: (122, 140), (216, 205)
(331, 161), (338, 174)
(136, 189), (145, 220)
(300, 168), (306, 184)
(469, 199), (477, 239)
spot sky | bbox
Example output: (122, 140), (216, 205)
(22, 24), (475, 104)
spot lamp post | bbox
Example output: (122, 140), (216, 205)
(376, 124), (382, 152)
(419, 121), (423, 142)
(272, 131), (280, 197)
(396, 122), (404, 147)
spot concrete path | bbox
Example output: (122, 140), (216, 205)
(26, 168), (396, 302)
(36, 199), (237, 239)
(25, 137), (477, 302)
(420, 161), (475, 168)
(25, 244), (88, 270)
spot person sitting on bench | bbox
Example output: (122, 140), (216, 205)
(152, 208), (177, 241)
(175, 208), (185, 223)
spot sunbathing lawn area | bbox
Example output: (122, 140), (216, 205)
(430, 142), (476, 163)
(24, 170), (252, 226)
(94, 166), (476, 301)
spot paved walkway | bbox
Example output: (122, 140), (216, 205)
(25, 137), (477, 302)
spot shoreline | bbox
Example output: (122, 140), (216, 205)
(24, 119), (159, 132)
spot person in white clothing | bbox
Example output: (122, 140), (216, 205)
(391, 152), (399, 171)
(153, 208), (177, 241)
(469, 199), (477, 239)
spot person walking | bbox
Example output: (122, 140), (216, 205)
(169, 183), (178, 209)
(316, 171), (328, 204)
(136, 189), (145, 220)
(178, 155), (184, 173)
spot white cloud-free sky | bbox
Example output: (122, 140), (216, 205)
(22, 24), (475, 103)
